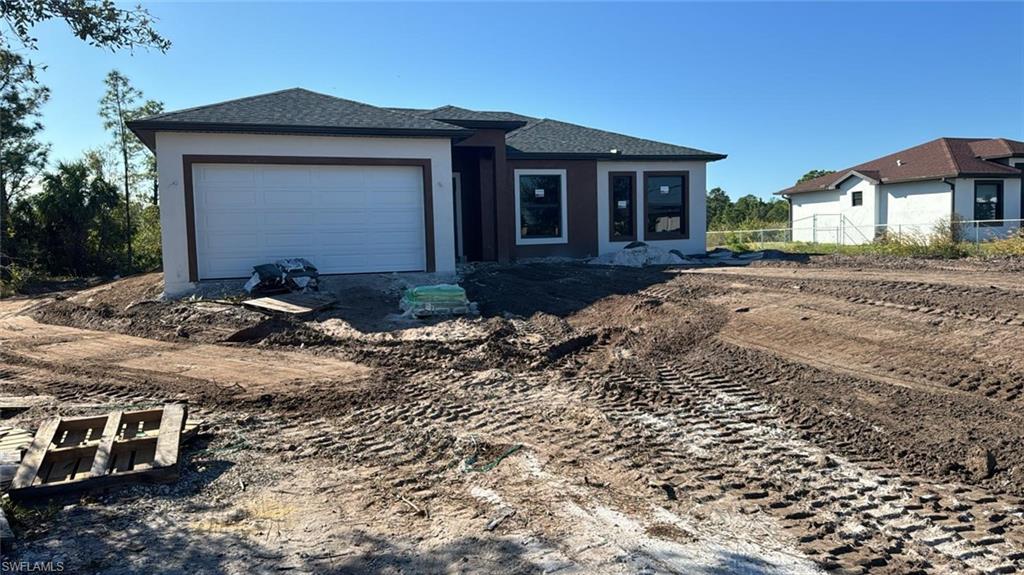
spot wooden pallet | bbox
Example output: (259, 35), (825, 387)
(243, 292), (337, 315)
(7, 404), (189, 500)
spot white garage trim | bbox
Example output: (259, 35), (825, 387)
(183, 155), (435, 281)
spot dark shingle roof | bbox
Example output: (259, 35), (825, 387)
(412, 105), (535, 124)
(130, 89), (724, 160)
(505, 119), (724, 160)
(969, 138), (1024, 160)
(128, 88), (467, 146)
(780, 137), (1023, 195)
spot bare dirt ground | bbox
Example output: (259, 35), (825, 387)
(2, 256), (1024, 574)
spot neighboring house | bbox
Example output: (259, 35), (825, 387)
(128, 88), (725, 296)
(777, 138), (1023, 244)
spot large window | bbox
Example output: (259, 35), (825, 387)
(644, 171), (688, 239)
(974, 181), (1003, 225)
(609, 172), (636, 241)
(515, 169), (567, 244)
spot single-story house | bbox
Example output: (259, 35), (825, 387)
(128, 88), (725, 296)
(777, 138), (1023, 244)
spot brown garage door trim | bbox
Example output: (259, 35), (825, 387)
(182, 154), (435, 282)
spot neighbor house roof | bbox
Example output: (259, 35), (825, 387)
(968, 138), (1024, 160)
(779, 137), (1024, 196)
(128, 88), (469, 149)
(130, 88), (725, 161)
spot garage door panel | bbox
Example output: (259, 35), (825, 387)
(314, 191), (369, 209)
(194, 162), (426, 279)
(312, 167), (367, 187)
(263, 232), (317, 249)
(202, 211), (261, 231)
(261, 211), (318, 227)
(197, 165), (255, 185)
(202, 189), (258, 208)
(260, 165), (312, 187)
(265, 190), (314, 207)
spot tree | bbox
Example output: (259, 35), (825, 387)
(29, 161), (122, 275)
(706, 187), (790, 231)
(127, 99), (164, 204)
(99, 71), (162, 268)
(0, 51), (50, 269)
(706, 187), (731, 227)
(1, 0), (171, 53)
(797, 169), (836, 184)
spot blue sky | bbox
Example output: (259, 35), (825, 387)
(27, 1), (1024, 200)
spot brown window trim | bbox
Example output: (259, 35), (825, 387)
(608, 171), (637, 242)
(973, 179), (1004, 227)
(642, 170), (689, 240)
(182, 154), (435, 283)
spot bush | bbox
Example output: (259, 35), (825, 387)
(979, 228), (1024, 257)
(0, 262), (37, 297)
(133, 203), (162, 271)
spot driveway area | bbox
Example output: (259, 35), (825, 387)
(2, 257), (1023, 574)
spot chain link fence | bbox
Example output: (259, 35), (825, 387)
(707, 217), (1024, 252)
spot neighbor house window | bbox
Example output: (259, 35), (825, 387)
(515, 169), (568, 245)
(643, 171), (688, 239)
(609, 172), (636, 241)
(852, 191), (863, 206)
(974, 181), (1003, 225)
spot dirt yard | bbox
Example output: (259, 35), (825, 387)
(2, 256), (1024, 574)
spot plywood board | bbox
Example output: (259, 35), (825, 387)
(243, 292), (336, 315)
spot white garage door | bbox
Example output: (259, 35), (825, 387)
(193, 163), (426, 279)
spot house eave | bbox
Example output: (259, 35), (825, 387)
(779, 170), (1022, 197)
(127, 120), (470, 151)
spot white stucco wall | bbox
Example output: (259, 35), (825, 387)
(789, 176), (877, 244)
(154, 132), (454, 296)
(596, 160), (708, 255)
(791, 176), (1021, 244)
(953, 177), (1022, 240)
(883, 180), (952, 239)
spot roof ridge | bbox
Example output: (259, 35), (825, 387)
(508, 117), (548, 136)
(938, 137), (962, 174)
(135, 87), (306, 122)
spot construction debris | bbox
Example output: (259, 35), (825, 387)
(484, 507), (515, 531)
(589, 242), (697, 267)
(243, 258), (320, 294)
(400, 284), (476, 318)
(0, 506), (13, 552)
(243, 292), (337, 316)
(8, 404), (190, 500)
(1, 450), (19, 489)
(0, 427), (34, 454)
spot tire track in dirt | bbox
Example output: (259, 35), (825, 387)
(720, 273), (1024, 327)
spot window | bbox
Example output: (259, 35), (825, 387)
(974, 180), (1003, 225)
(515, 169), (567, 244)
(609, 172), (636, 241)
(851, 191), (863, 206)
(643, 171), (688, 239)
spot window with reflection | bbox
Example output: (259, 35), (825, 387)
(644, 172), (687, 238)
(974, 181), (1003, 225)
(609, 172), (635, 241)
(516, 171), (566, 242)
